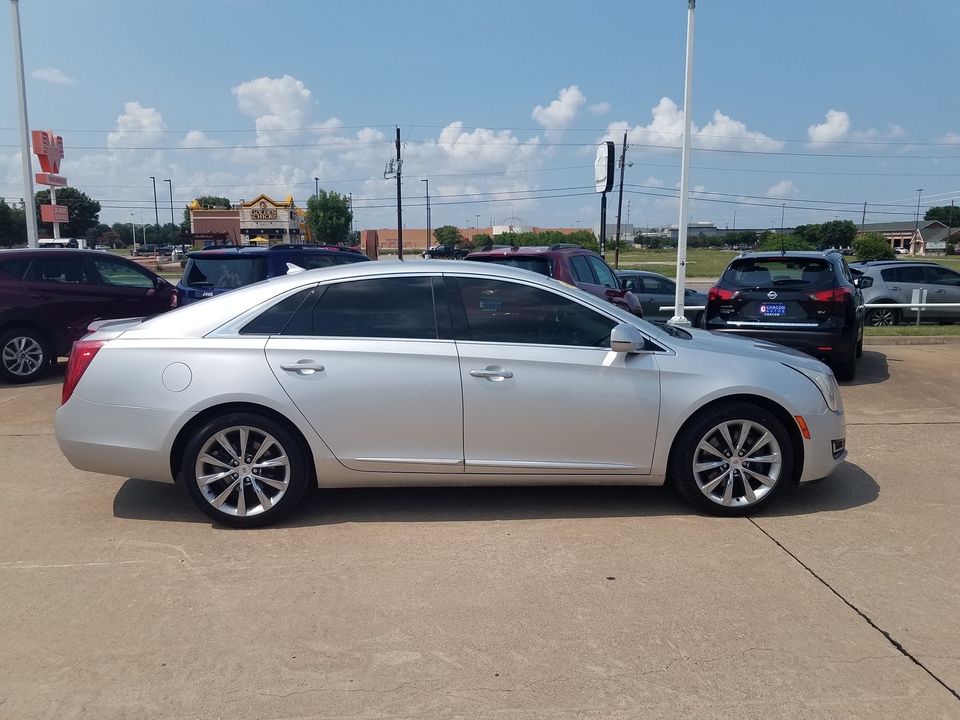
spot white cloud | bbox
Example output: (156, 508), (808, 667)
(106, 102), (167, 149)
(942, 132), (960, 145)
(232, 75), (316, 146)
(601, 97), (783, 153)
(180, 131), (224, 149)
(589, 102), (611, 114)
(532, 86), (586, 138)
(768, 180), (797, 198)
(808, 109), (851, 143)
(32, 68), (76, 85)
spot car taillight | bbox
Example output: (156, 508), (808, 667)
(707, 287), (740, 302)
(61, 340), (106, 406)
(805, 287), (851, 303)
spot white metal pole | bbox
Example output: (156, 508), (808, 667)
(10, 0), (38, 247)
(670, 0), (696, 327)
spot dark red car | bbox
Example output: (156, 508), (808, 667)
(0, 248), (174, 383)
(464, 244), (643, 317)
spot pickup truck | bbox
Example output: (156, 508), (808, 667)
(422, 243), (467, 260)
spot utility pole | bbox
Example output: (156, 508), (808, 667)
(395, 127), (403, 259)
(150, 176), (159, 230)
(422, 179), (431, 253)
(10, 0), (38, 247)
(861, 201), (866, 234)
(614, 131), (628, 269)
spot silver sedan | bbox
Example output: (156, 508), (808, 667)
(55, 261), (847, 527)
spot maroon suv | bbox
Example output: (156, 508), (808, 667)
(464, 244), (643, 317)
(0, 248), (174, 383)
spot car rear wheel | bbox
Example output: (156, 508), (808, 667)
(181, 412), (310, 528)
(0, 327), (51, 384)
(669, 402), (792, 516)
(866, 307), (899, 327)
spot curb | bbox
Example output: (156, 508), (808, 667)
(863, 335), (960, 345)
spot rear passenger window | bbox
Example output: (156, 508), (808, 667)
(286, 276), (443, 340)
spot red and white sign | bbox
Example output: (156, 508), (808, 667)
(36, 173), (67, 187)
(32, 130), (64, 174)
(41, 204), (70, 224)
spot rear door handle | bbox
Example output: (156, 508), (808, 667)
(470, 367), (514, 381)
(280, 360), (325, 375)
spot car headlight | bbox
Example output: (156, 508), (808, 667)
(785, 363), (841, 412)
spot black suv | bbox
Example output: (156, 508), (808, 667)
(174, 243), (371, 307)
(0, 248), (173, 383)
(422, 243), (468, 260)
(704, 250), (864, 380)
(464, 244), (643, 317)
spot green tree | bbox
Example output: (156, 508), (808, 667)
(0, 198), (27, 248)
(182, 195), (233, 228)
(757, 233), (814, 252)
(34, 187), (101, 238)
(433, 225), (463, 246)
(925, 205), (960, 227)
(852, 232), (895, 261)
(306, 189), (352, 244)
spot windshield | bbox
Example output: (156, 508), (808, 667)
(183, 256), (268, 289)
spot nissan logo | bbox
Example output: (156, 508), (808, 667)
(767, 291), (778, 300)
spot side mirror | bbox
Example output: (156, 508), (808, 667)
(610, 323), (648, 353)
(856, 276), (873, 289)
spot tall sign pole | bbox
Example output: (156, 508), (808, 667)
(395, 127), (403, 260)
(10, 0), (39, 247)
(670, 0), (696, 327)
(595, 141), (615, 259)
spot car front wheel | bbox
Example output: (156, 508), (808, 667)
(669, 402), (792, 516)
(181, 412), (310, 528)
(0, 327), (51, 384)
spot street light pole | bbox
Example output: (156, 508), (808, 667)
(614, 131), (628, 269)
(780, 203), (785, 233)
(129, 212), (137, 253)
(314, 177), (319, 197)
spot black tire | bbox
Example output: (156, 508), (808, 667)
(669, 402), (792, 516)
(422, 253), (432, 259)
(693, 311), (704, 329)
(866, 307), (899, 327)
(856, 323), (864, 359)
(0, 327), (52, 384)
(832, 342), (857, 382)
(181, 412), (310, 528)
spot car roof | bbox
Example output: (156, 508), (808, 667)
(731, 250), (841, 260)
(186, 243), (364, 257)
(467, 243), (587, 256)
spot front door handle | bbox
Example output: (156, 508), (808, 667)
(470, 366), (514, 381)
(280, 360), (325, 375)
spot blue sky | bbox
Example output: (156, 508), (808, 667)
(2, 0), (959, 234)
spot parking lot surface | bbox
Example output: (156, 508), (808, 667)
(1, 343), (959, 719)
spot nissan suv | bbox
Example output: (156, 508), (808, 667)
(463, 244), (643, 317)
(174, 243), (371, 307)
(703, 250), (864, 380)
(849, 260), (960, 326)
(0, 248), (173, 383)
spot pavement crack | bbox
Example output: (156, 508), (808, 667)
(749, 518), (960, 704)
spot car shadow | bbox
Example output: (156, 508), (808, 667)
(112, 461), (879, 528)
(842, 349), (890, 387)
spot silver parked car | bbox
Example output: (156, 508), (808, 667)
(55, 261), (847, 527)
(850, 260), (960, 326)
(615, 269), (709, 325)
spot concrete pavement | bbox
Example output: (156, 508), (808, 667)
(0, 345), (958, 718)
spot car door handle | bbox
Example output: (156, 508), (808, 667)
(933, 289), (946, 294)
(469, 367), (514, 381)
(280, 360), (325, 375)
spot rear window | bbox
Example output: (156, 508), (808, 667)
(183, 256), (268, 289)
(466, 255), (553, 277)
(724, 259), (833, 287)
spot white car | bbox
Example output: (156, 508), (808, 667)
(55, 261), (847, 527)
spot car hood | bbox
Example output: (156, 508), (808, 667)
(655, 325), (831, 370)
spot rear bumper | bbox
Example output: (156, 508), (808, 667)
(706, 326), (856, 360)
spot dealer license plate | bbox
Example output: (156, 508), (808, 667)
(759, 302), (786, 316)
